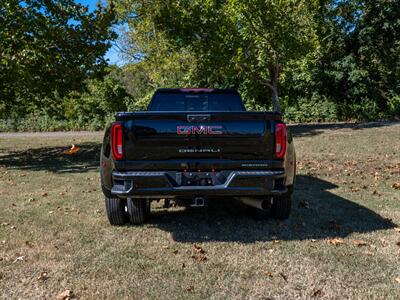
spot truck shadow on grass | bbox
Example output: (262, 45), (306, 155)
(290, 121), (399, 138)
(0, 142), (100, 173)
(150, 175), (396, 242)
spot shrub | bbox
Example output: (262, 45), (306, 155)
(283, 93), (338, 123)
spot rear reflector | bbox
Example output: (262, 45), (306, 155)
(111, 122), (123, 160)
(275, 123), (287, 159)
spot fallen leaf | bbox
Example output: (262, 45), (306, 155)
(186, 286), (194, 292)
(173, 250), (178, 255)
(41, 192), (48, 197)
(1, 222), (9, 226)
(311, 239), (317, 242)
(25, 241), (34, 248)
(312, 289), (323, 297)
(396, 278), (400, 284)
(192, 254), (207, 262)
(391, 183), (400, 190)
(394, 228), (400, 233)
(264, 271), (273, 277)
(353, 240), (368, 247)
(63, 144), (81, 155)
(55, 289), (74, 300)
(280, 272), (288, 282)
(37, 271), (48, 281)
(10, 226), (16, 229)
(193, 244), (206, 254)
(327, 238), (344, 246)
(13, 256), (25, 263)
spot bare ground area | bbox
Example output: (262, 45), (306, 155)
(0, 122), (399, 299)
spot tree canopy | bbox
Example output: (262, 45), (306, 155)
(0, 0), (399, 129)
(112, 0), (399, 120)
(0, 0), (116, 116)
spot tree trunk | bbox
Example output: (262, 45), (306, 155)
(271, 84), (279, 112)
(269, 53), (280, 112)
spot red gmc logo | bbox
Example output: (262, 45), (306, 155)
(177, 125), (223, 135)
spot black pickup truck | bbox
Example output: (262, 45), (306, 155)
(100, 88), (296, 225)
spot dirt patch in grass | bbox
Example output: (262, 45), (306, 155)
(1, 123), (400, 299)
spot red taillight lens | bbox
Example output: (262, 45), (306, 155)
(275, 123), (287, 159)
(111, 122), (123, 160)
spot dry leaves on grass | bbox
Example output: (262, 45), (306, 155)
(391, 183), (400, 190)
(312, 289), (323, 297)
(327, 238), (344, 246)
(63, 145), (81, 155)
(37, 271), (48, 281)
(192, 245), (207, 261)
(186, 286), (194, 292)
(279, 273), (288, 282)
(264, 271), (273, 278)
(353, 240), (368, 247)
(13, 256), (25, 263)
(25, 241), (34, 248)
(193, 244), (206, 254)
(192, 254), (207, 262)
(55, 289), (75, 300)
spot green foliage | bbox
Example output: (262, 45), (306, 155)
(63, 77), (131, 130)
(0, 0), (116, 117)
(283, 94), (338, 123)
(0, 75), (133, 132)
(111, 0), (399, 122)
(388, 94), (400, 117)
(1, 0), (400, 130)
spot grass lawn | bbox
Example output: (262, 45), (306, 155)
(1, 123), (400, 299)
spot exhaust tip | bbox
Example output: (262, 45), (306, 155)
(238, 197), (272, 211)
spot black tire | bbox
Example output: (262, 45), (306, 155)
(127, 198), (150, 225)
(270, 187), (293, 220)
(105, 197), (128, 226)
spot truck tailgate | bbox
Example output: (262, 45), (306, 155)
(117, 111), (278, 163)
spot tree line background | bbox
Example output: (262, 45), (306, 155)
(1, 0), (399, 131)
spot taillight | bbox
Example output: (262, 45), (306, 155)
(111, 122), (123, 160)
(275, 123), (287, 159)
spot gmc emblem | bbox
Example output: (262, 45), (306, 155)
(177, 125), (223, 135)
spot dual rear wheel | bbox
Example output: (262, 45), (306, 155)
(105, 197), (150, 226)
(105, 187), (293, 225)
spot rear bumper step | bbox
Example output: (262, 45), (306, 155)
(111, 170), (287, 198)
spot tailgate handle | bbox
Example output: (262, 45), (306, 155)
(187, 114), (210, 122)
